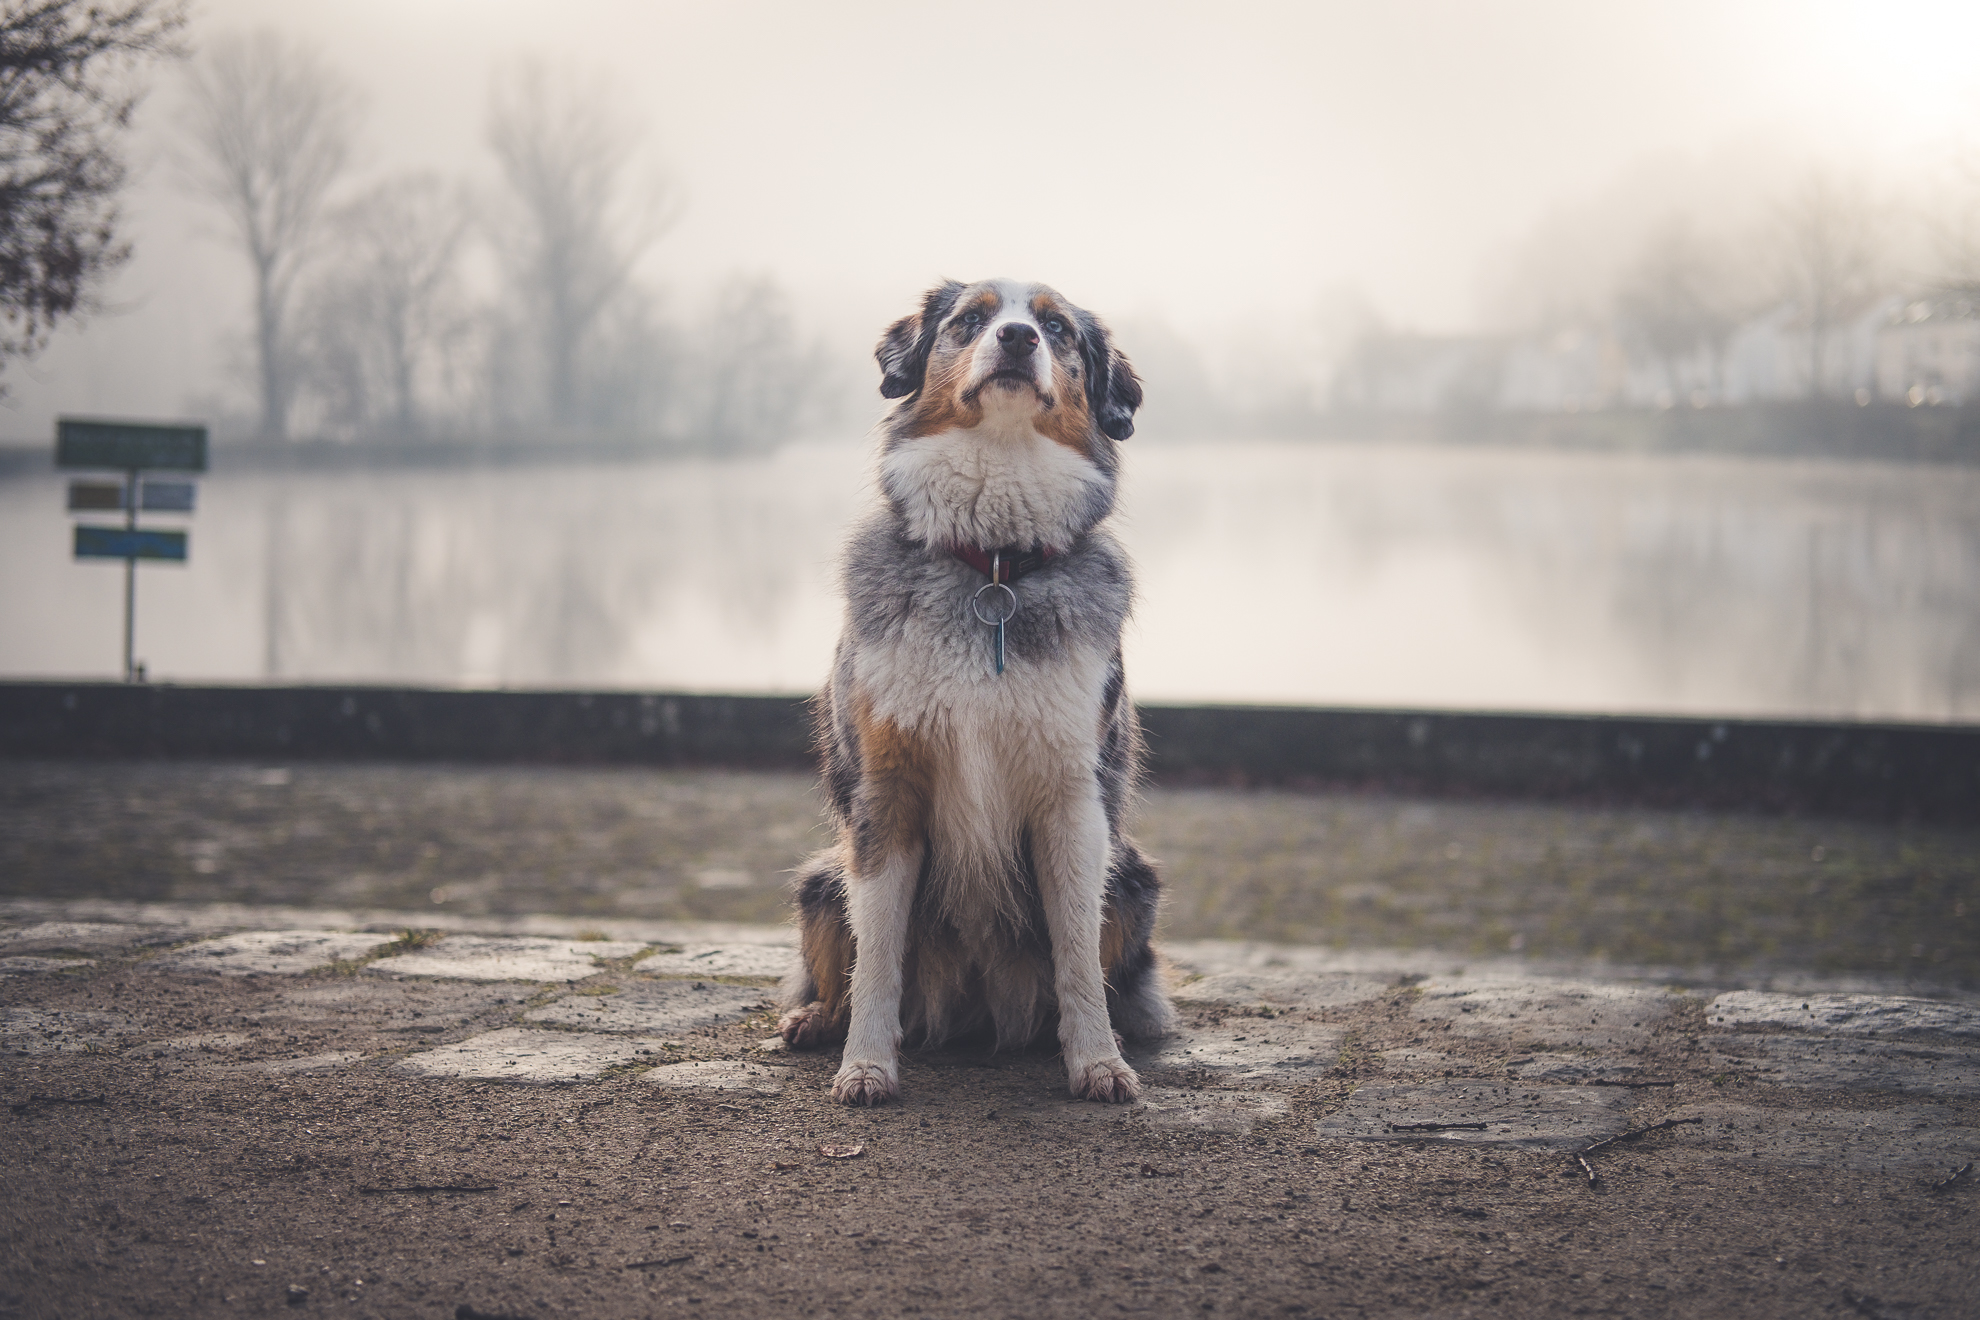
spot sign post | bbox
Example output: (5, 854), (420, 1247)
(57, 418), (207, 682)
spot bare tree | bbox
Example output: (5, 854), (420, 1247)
(299, 172), (469, 438)
(679, 275), (826, 452)
(1928, 152), (1980, 291)
(485, 60), (674, 431)
(180, 31), (357, 439)
(1772, 172), (1882, 397)
(1613, 217), (1750, 399)
(0, 0), (184, 376)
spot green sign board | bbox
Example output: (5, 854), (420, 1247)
(56, 418), (208, 472)
(74, 525), (188, 562)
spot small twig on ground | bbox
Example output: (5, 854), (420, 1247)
(1928, 1162), (1972, 1194)
(1385, 1121), (1488, 1132)
(358, 1183), (498, 1195)
(8, 1093), (107, 1113)
(1573, 1117), (1705, 1185)
(1579, 1117), (1703, 1157)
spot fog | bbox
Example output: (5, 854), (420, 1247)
(5, 1), (1980, 718)
(3, 0), (1978, 429)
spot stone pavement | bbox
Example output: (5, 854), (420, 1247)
(3, 897), (1977, 1318)
(6, 899), (1976, 1158)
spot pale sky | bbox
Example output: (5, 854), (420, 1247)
(4, 0), (1977, 433)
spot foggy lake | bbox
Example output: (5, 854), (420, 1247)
(4, 438), (1975, 723)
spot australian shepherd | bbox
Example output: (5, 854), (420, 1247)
(778, 278), (1174, 1105)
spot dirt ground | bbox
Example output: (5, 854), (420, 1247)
(1, 760), (1976, 1319)
(2, 760), (1974, 984)
(3, 936), (1975, 1320)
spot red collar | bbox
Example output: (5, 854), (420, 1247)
(946, 542), (1060, 583)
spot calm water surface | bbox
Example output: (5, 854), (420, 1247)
(4, 438), (1975, 721)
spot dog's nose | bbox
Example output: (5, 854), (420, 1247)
(996, 322), (1039, 358)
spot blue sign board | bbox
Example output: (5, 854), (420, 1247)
(74, 526), (188, 562)
(141, 479), (197, 512)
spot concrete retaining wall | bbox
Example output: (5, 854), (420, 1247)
(1, 682), (1973, 823)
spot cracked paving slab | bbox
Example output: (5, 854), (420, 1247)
(1664, 1102), (1979, 1173)
(1706, 991), (1980, 1040)
(1704, 1034), (1980, 1096)
(1413, 979), (1679, 1049)
(1133, 1021), (1344, 1083)
(638, 945), (791, 979)
(147, 930), (394, 976)
(366, 936), (651, 982)
(392, 1026), (674, 1083)
(641, 1060), (793, 1094)
(274, 979), (526, 1035)
(1314, 1081), (1637, 1149)
(1379, 1048), (1658, 1086)
(526, 980), (771, 1033)
(1172, 971), (1396, 1011)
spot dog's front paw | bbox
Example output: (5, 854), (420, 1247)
(832, 1059), (899, 1106)
(779, 1001), (843, 1050)
(1069, 1055), (1141, 1103)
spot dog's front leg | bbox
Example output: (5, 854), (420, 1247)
(1037, 786), (1140, 1102)
(834, 841), (921, 1105)
(831, 705), (931, 1105)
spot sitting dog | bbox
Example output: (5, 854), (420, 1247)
(778, 278), (1174, 1105)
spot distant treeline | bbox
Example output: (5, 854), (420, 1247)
(172, 36), (839, 452)
(7, 399), (1977, 474)
(1290, 399), (1980, 464)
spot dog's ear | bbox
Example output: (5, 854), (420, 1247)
(1080, 316), (1144, 441)
(876, 280), (964, 399)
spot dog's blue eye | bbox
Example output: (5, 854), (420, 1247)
(961, 311), (981, 326)
(1045, 318), (1064, 334)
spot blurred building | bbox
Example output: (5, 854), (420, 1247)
(1336, 295), (1960, 413)
(1876, 293), (1980, 407)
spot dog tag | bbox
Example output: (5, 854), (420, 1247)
(971, 569), (1019, 677)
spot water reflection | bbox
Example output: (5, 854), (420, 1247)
(3, 439), (1975, 721)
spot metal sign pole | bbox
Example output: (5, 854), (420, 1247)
(123, 466), (138, 682)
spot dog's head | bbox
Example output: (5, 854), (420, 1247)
(875, 279), (1143, 449)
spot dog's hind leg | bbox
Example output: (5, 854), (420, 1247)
(1102, 843), (1176, 1041)
(780, 850), (852, 1049)
(1035, 783), (1142, 1102)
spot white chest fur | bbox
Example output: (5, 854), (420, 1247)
(851, 580), (1114, 927)
(879, 423), (1108, 552)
